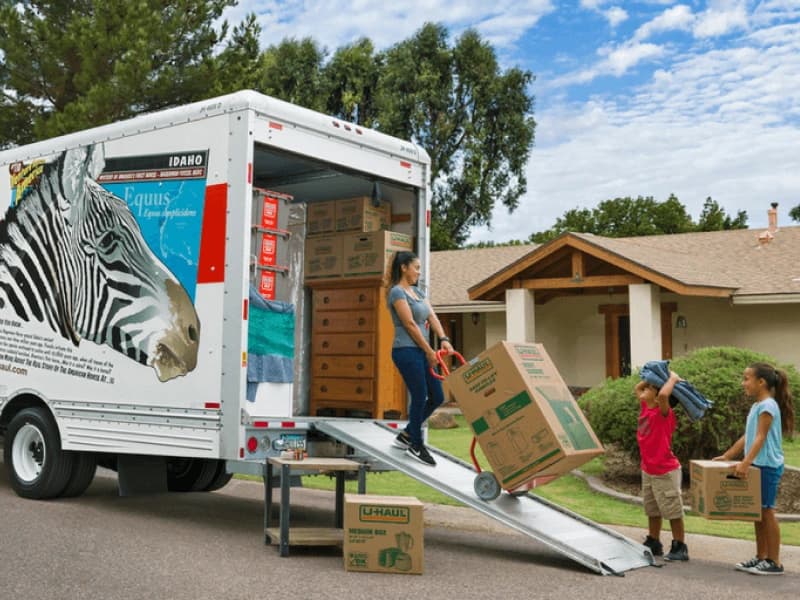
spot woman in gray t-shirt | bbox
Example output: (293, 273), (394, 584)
(386, 251), (453, 466)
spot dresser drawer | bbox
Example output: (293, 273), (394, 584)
(313, 333), (375, 355)
(312, 310), (375, 333)
(312, 356), (374, 378)
(313, 287), (377, 311)
(311, 377), (373, 402)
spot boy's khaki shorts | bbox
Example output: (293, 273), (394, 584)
(642, 467), (684, 520)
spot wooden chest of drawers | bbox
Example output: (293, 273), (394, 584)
(308, 280), (407, 419)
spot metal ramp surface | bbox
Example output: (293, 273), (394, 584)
(314, 419), (654, 576)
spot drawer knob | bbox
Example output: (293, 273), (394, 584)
(323, 296), (330, 304)
(356, 386), (363, 394)
(358, 318), (365, 326)
(357, 340), (365, 348)
(322, 341), (330, 348)
(358, 294), (366, 302)
(322, 362), (328, 370)
(321, 385), (328, 392)
(322, 318), (329, 326)
(357, 363), (364, 371)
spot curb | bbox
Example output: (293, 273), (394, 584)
(572, 469), (800, 522)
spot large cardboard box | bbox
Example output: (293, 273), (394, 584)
(445, 342), (603, 490)
(335, 196), (391, 232)
(343, 494), (424, 575)
(304, 235), (343, 280)
(307, 200), (336, 234)
(342, 231), (413, 278)
(690, 460), (761, 521)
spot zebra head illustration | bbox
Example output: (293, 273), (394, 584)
(0, 146), (200, 382)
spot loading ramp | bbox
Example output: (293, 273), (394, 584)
(314, 419), (654, 576)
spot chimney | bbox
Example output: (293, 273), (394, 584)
(768, 202), (779, 233)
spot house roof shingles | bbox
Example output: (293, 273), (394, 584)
(432, 226), (800, 307)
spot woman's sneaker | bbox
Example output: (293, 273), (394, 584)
(393, 430), (412, 450)
(749, 559), (784, 575)
(407, 444), (436, 466)
(735, 556), (762, 572)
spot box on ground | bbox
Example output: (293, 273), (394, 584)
(342, 231), (412, 278)
(445, 341), (603, 491)
(343, 494), (423, 574)
(307, 200), (336, 234)
(304, 235), (343, 280)
(335, 196), (391, 232)
(690, 460), (761, 521)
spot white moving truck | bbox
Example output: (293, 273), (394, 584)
(0, 90), (430, 498)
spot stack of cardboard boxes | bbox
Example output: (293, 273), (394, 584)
(251, 188), (294, 301)
(304, 197), (412, 281)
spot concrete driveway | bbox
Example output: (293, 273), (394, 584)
(0, 464), (797, 600)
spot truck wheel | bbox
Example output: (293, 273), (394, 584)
(61, 452), (98, 498)
(203, 460), (233, 492)
(166, 458), (218, 492)
(3, 407), (75, 499)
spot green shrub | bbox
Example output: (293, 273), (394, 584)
(578, 346), (800, 466)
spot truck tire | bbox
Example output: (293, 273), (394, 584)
(203, 460), (233, 492)
(166, 458), (218, 492)
(3, 407), (75, 499)
(61, 452), (98, 497)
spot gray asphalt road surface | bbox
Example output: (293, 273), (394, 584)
(0, 463), (797, 600)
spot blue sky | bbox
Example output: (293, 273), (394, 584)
(227, 1), (800, 243)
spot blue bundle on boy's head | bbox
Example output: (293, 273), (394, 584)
(639, 360), (713, 422)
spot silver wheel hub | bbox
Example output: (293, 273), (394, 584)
(12, 423), (46, 483)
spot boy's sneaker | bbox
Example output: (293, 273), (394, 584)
(735, 556), (762, 572)
(664, 540), (689, 562)
(749, 559), (784, 575)
(407, 444), (436, 466)
(393, 430), (412, 450)
(643, 535), (663, 557)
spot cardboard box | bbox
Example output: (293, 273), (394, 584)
(445, 342), (603, 490)
(304, 235), (343, 280)
(335, 196), (391, 232)
(307, 200), (336, 234)
(341, 231), (413, 278)
(343, 494), (424, 575)
(690, 460), (761, 521)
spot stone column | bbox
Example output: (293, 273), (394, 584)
(505, 288), (536, 342)
(628, 283), (661, 370)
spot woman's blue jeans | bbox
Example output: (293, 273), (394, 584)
(391, 346), (445, 446)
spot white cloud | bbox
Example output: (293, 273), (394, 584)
(633, 4), (695, 41)
(606, 7), (629, 28)
(229, 1), (555, 52)
(693, 0), (749, 38)
(469, 20), (800, 243)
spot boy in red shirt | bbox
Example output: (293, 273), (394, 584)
(637, 371), (688, 561)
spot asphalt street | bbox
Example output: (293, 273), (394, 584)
(1, 463), (797, 600)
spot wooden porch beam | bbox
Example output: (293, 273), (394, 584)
(519, 274), (645, 290)
(571, 251), (585, 281)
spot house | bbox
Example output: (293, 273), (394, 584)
(430, 206), (800, 388)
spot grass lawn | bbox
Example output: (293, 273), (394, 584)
(301, 416), (800, 546)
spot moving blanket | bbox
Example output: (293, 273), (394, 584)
(246, 286), (295, 401)
(639, 360), (713, 422)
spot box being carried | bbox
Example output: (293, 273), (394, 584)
(343, 494), (424, 575)
(446, 342), (603, 491)
(690, 460), (761, 521)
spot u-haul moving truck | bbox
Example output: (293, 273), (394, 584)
(0, 90), (429, 498)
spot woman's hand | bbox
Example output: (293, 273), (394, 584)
(732, 460), (750, 479)
(425, 349), (439, 368)
(440, 340), (454, 354)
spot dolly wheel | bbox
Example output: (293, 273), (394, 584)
(474, 471), (501, 501)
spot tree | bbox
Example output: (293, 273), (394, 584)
(374, 24), (536, 250)
(0, 0), (234, 147)
(321, 38), (381, 125)
(529, 195), (746, 242)
(209, 13), (263, 96)
(696, 196), (748, 231)
(260, 38), (326, 111)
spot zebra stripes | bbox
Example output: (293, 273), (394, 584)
(0, 146), (200, 382)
